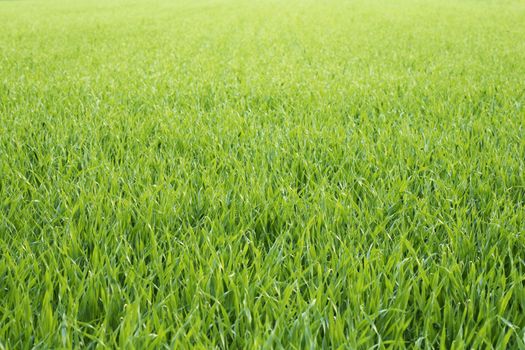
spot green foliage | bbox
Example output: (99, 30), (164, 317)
(0, 0), (524, 348)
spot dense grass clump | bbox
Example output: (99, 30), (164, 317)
(1, 0), (524, 348)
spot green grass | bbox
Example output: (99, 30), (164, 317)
(1, 0), (524, 348)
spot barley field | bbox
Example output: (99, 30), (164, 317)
(0, 0), (524, 348)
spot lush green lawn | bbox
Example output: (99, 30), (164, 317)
(1, 0), (524, 348)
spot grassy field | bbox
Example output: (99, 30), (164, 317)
(1, 0), (525, 348)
